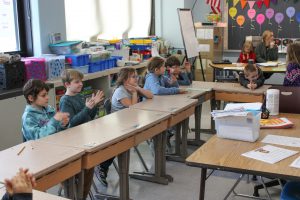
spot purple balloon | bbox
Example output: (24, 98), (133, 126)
(286, 7), (296, 18)
(275, 13), (284, 24)
(296, 12), (300, 23)
(266, 8), (275, 19)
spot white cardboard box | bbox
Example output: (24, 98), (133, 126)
(215, 112), (261, 142)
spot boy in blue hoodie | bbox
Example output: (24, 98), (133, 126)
(22, 79), (69, 141)
(165, 55), (192, 86)
(144, 56), (186, 95)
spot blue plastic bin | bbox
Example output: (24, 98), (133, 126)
(66, 54), (90, 67)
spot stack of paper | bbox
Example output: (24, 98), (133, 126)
(242, 145), (298, 164)
(224, 103), (262, 111)
(211, 107), (250, 119)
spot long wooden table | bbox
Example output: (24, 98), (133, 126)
(131, 95), (198, 163)
(0, 188), (70, 200)
(186, 113), (300, 200)
(209, 63), (287, 73)
(0, 140), (84, 198)
(39, 108), (171, 200)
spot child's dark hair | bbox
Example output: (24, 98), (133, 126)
(61, 69), (84, 85)
(116, 68), (136, 87)
(287, 43), (300, 65)
(147, 56), (165, 73)
(244, 64), (257, 75)
(165, 56), (180, 68)
(23, 79), (49, 104)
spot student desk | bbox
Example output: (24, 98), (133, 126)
(209, 63), (287, 81)
(131, 95), (198, 163)
(186, 113), (300, 200)
(39, 108), (170, 200)
(0, 188), (70, 200)
(0, 140), (84, 193)
(188, 81), (271, 103)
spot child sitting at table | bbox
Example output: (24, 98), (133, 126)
(22, 79), (69, 141)
(165, 55), (192, 86)
(2, 168), (36, 200)
(144, 56), (186, 95)
(239, 63), (265, 90)
(238, 41), (256, 63)
(283, 43), (300, 86)
(59, 69), (104, 198)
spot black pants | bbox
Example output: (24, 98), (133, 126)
(100, 157), (114, 171)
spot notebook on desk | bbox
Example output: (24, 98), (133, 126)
(271, 85), (300, 114)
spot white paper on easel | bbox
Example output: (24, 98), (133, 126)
(198, 44), (210, 52)
(242, 145), (298, 164)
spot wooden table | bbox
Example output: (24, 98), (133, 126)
(188, 81), (271, 103)
(131, 95), (198, 163)
(39, 108), (171, 200)
(209, 63), (287, 81)
(0, 188), (70, 200)
(0, 140), (84, 193)
(186, 113), (300, 200)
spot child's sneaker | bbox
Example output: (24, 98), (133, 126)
(97, 167), (108, 187)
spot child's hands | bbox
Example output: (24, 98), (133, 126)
(179, 89), (188, 94)
(168, 74), (177, 85)
(54, 112), (69, 126)
(124, 84), (137, 94)
(247, 82), (257, 90)
(5, 168), (36, 195)
(85, 98), (96, 109)
(91, 90), (105, 105)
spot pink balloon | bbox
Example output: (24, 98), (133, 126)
(265, 8), (275, 19)
(275, 12), (284, 24)
(256, 14), (265, 25)
(248, 9), (256, 20)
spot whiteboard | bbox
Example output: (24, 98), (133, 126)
(177, 9), (199, 58)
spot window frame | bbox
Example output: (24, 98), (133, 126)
(3, 0), (33, 56)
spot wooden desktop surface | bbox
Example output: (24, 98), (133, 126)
(130, 95), (198, 114)
(0, 140), (83, 180)
(0, 188), (70, 200)
(186, 113), (300, 180)
(188, 81), (271, 95)
(0, 140), (84, 190)
(39, 108), (170, 153)
(209, 63), (287, 73)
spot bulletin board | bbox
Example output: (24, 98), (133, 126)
(227, 0), (300, 50)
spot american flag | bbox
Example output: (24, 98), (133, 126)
(206, 0), (221, 14)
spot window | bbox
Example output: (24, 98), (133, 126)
(0, 0), (32, 55)
(65, 0), (152, 41)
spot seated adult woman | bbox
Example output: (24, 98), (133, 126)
(255, 30), (278, 63)
(255, 30), (279, 79)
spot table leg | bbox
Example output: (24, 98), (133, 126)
(130, 132), (171, 184)
(199, 168), (207, 200)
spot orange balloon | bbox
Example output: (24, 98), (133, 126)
(236, 15), (245, 26)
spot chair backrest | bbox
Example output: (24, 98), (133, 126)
(271, 85), (300, 114)
(103, 98), (112, 115)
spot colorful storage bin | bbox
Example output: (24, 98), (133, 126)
(49, 41), (82, 55)
(22, 58), (47, 81)
(43, 55), (65, 80)
(65, 54), (89, 67)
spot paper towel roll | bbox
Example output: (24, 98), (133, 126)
(266, 89), (280, 115)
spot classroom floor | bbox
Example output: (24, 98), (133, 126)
(49, 101), (282, 200)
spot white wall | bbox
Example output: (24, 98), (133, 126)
(31, 0), (66, 56)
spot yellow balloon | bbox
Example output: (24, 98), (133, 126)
(236, 15), (245, 26)
(229, 7), (237, 18)
(233, 0), (240, 7)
